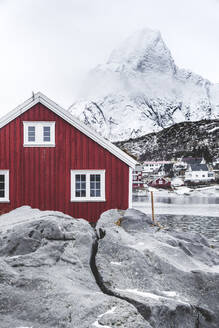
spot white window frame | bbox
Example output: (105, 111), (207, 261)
(23, 121), (55, 147)
(71, 170), (106, 202)
(0, 170), (9, 202)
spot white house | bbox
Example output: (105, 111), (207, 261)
(185, 164), (215, 184)
(143, 161), (172, 174)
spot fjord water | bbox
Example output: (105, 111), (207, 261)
(133, 192), (219, 248)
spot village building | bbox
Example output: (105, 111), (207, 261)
(132, 165), (144, 189)
(213, 163), (219, 182)
(148, 177), (171, 189)
(157, 163), (174, 177)
(184, 164), (215, 184)
(143, 161), (172, 174)
(0, 92), (136, 222)
(181, 157), (206, 166)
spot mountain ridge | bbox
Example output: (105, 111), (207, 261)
(115, 118), (219, 162)
(69, 28), (219, 141)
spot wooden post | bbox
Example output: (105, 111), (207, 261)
(151, 191), (155, 223)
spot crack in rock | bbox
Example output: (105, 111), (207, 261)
(90, 231), (152, 323)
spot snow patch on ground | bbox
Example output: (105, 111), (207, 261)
(116, 289), (161, 300)
(174, 187), (192, 195)
(92, 307), (117, 327)
(115, 289), (189, 305)
(111, 261), (122, 266)
(208, 127), (219, 133)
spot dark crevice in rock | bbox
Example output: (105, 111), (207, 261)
(195, 312), (200, 328)
(195, 306), (214, 323)
(89, 227), (215, 327)
(89, 231), (152, 323)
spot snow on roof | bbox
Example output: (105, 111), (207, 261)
(182, 157), (202, 165)
(190, 164), (208, 171)
(0, 92), (137, 168)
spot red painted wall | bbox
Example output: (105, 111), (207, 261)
(0, 103), (129, 222)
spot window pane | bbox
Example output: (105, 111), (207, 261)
(75, 174), (86, 197)
(43, 126), (51, 142)
(81, 175), (86, 181)
(90, 175), (95, 182)
(0, 174), (5, 198)
(0, 182), (5, 189)
(90, 190), (95, 197)
(90, 174), (101, 197)
(28, 126), (35, 142)
(76, 191), (80, 197)
(81, 182), (86, 189)
(76, 175), (81, 182)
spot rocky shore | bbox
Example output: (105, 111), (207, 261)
(0, 206), (219, 327)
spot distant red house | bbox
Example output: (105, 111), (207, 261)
(148, 177), (171, 189)
(0, 93), (136, 222)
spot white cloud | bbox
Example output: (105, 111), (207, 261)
(0, 0), (218, 116)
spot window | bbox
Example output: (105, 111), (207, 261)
(23, 122), (55, 147)
(71, 170), (105, 201)
(0, 170), (9, 202)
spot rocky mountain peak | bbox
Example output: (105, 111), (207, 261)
(70, 28), (219, 142)
(108, 28), (176, 75)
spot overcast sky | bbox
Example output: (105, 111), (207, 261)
(0, 0), (218, 116)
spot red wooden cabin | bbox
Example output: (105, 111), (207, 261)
(0, 92), (136, 222)
(148, 177), (171, 189)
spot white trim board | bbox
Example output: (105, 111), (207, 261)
(0, 170), (9, 202)
(0, 92), (137, 168)
(128, 167), (133, 208)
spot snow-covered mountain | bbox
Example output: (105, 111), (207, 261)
(69, 28), (219, 141)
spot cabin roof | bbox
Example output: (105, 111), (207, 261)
(0, 92), (137, 168)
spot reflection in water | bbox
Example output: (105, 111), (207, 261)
(133, 195), (219, 205)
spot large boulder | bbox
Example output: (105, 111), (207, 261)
(96, 209), (219, 328)
(0, 206), (148, 328)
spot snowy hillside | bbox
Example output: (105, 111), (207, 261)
(115, 119), (219, 161)
(69, 28), (219, 141)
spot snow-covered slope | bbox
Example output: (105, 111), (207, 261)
(115, 119), (219, 162)
(70, 28), (219, 141)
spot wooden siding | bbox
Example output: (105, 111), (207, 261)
(0, 103), (129, 222)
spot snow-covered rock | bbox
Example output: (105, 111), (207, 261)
(70, 28), (219, 141)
